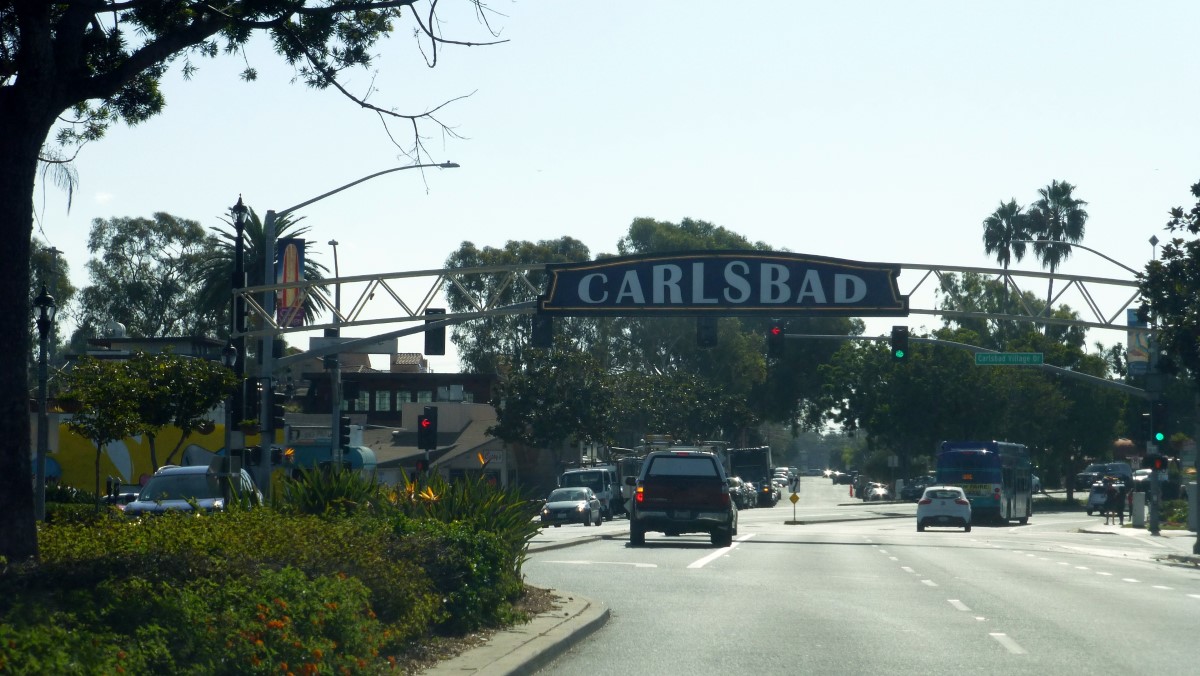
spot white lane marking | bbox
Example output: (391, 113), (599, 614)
(989, 633), (1028, 655)
(1189, 594), (1200, 600)
(889, 556), (899, 561)
(948, 599), (971, 611)
(1096, 572), (1113, 576)
(1013, 550), (1023, 554)
(687, 533), (752, 569)
(901, 566), (916, 574)
(1057, 561), (1070, 566)
(1122, 578), (1140, 583)
(878, 549), (889, 554)
(921, 579), (938, 587)
(1152, 585), (1172, 590)
(975, 617), (987, 622)
(543, 560), (658, 568)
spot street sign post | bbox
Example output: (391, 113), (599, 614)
(974, 352), (1044, 366)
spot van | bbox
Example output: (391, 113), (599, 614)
(559, 466), (619, 520)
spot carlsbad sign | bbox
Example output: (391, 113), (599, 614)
(538, 251), (908, 317)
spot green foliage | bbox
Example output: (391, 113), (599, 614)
(277, 465), (388, 517)
(1161, 499), (1189, 527)
(1141, 180), (1200, 391)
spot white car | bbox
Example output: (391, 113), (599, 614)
(1032, 474), (1042, 493)
(916, 485), (972, 532)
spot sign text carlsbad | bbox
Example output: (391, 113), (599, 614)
(539, 251), (908, 317)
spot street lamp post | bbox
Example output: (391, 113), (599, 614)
(221, 341), (238, 476)
(33, 286), (56, 521)
(327, 239), (343, 465)
(253, 162), (458, 476)
(231, 197), (249, 440)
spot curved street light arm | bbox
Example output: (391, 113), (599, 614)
(1012, 239), (1139, 276)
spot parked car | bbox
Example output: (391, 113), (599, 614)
(900, 476), (931, 501)
(916, 485), (972, 532)
(123, 464), (262, 516)
(540, 487), (603, 527)
(729, 477), (753, 510)
(1032, 474), (1043, 494)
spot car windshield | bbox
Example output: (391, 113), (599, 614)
(139, 473), (221, 501)
(1084, 464), (1106, 472)
(548, 488), (587, 502)
(560, 473), (604, 491)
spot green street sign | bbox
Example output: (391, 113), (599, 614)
(975, 352), (1044, 366)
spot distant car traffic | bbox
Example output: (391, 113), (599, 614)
(916, 485), (972, 532)
(540, 487), (603, 527)
(1074, 462), (1133, 491)
(123, 464), (261, 516)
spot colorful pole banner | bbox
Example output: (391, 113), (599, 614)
(276, 238), (306, 327)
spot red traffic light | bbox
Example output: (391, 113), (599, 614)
(1152, 455), (1168, 471)
(769, 326), (782, 336)
(419, 418), (431, 429)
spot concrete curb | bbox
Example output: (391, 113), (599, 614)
(419, 593), (609, 676)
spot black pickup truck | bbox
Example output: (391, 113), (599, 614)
(626, 449), (738, 547)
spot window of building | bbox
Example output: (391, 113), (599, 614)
(357, 390), (370, 411)
(416, 390), (434, 403)
(375, 390), (392, 411)
(463, 392), (475, 403)
(395, 390), (412, 404)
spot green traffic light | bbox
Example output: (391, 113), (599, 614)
(894, 349), (905, 359)
(1154, 432), (1165, 442)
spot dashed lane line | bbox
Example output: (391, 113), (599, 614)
(948, 599), (971, 611)
(989, 633), (1028, 655)
(921, 579), (938, 587)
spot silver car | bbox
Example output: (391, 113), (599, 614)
(916, 485), (972, 532)
(123, 464), (262, 516)
(540, 487), (603, 527)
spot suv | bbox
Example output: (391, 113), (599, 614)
(123, 464), (262, 516)
(1074, 462), (1133, 491)
(626, 450), (738, 547)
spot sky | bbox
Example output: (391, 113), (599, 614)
(31, 1), (1200, 372)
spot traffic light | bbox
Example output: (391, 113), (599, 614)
(338, 414), (351, 449)
(417, 406), (438, 450)
(270, 389), (287, 432)
(1152, 454), (1169, 471)
(890, 326), (909, 361)
(270, 446), (283, 465)
(425, 308), (446, 355)
(246, 446), (263, 466)
(532, 314), (554, 349)
(1139, 412), (1152, 441)
(767, 322), (785, 358)
(1151, 400), (1168, 443)
(415, 459), (428, 474)
(696, 316), (718, 349)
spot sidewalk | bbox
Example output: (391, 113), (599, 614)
(1077, 521), (1200, 567)
(419, 593), (608, 676)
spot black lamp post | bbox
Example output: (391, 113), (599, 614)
(221, 340), (239, 468)
(230, 197), (248, 433)
(33, 285), (57, 521)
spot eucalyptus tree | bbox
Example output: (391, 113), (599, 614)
(2, 0), (498, 562)
(1028, 180), (1089, 309)
(444, 237), (593, 375)
(72, 213), (214, 345)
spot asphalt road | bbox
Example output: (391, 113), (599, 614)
(522, 477), (1200, 674)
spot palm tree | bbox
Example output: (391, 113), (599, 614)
(1027, 180), (1088, 311)
(192, 207), (331, 340)
(981, 198), (1032, 303)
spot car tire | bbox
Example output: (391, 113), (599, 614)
(1086, 508), (1093, 516)
(583, 512), (592, 527)
(964, 524), (971, 532)
(712, 528), (733, 547)
(917, 521), (925, 532)
(629, 523), (645, 546)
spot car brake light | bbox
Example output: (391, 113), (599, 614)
(955, 498), (970, 506)
(635, 486), (644, 503)
(918, 498), (932, 505)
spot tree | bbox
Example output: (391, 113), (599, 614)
(192, 208), (331, 341)
(981, 198), (1032, 302)
(1, 1), (494, 561)
(123, 351), (237, 470)
(1028, 180), (1089, 309)
(58, 357), (142, 510)
(1141, 180), (1200, 391)
(72, 213), (214, 344)
(444, 238), (592, 375)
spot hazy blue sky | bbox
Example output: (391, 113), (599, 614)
(32, 1), (1200, 370)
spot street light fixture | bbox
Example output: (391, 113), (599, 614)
(33, 285), (56, 521)
(1011, 239), (1139, 276)
(253, 162), (459, 473)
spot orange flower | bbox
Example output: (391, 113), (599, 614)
(311, 648), (323, 660)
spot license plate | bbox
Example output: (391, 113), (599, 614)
(671, 510), (694, 519)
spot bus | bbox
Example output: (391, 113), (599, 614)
(936, 440), (1033, 524)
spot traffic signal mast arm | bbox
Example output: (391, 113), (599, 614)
(780, 334), (1151, 399)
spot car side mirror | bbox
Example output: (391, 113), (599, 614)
(624, 476), (636, 486)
